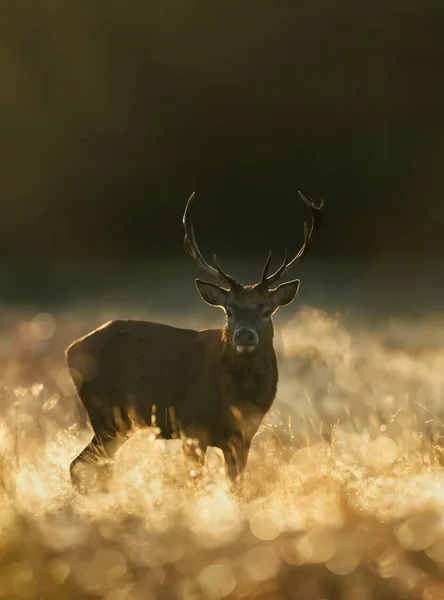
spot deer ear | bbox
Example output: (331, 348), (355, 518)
(270, 279), (300, 311)
(195, 279), (228, 307)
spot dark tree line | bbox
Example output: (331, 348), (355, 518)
(1, 0), (443, 263)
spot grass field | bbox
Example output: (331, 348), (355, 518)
(1, 300), (444, 599)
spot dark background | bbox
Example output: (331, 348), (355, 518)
(1, 1), (444, 310)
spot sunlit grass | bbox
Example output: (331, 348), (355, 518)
(1, 304), (444, 598)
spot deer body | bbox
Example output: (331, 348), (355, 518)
(67, 318), (277, 483)
(68, 191), (323, 491)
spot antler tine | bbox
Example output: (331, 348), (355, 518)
(262, 191), (324, 287)
(213, 254), (242, 290)
(258, 249), (289, 288)
(183, 192), (242, 289)
(260, 250), (273, 285)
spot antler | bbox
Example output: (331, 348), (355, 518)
(258, 191), (324, 288)
(183, 192), (243, 290)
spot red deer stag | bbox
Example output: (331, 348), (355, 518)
(66, 191), (323, 490)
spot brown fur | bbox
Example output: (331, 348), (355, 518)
(66, 316), (278, 489)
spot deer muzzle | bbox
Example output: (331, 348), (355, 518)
(233, 328), (259, 354)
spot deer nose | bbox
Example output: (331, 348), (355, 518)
(233, 328), (259, 350)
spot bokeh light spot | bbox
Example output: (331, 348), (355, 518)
(197, 564), (235, 598)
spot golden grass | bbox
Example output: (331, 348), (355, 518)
(1, 303), (444, 598)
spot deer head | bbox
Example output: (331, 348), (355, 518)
(183, 191), (324, 354)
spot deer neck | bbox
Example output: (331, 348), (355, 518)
(219, 325), (278, 406)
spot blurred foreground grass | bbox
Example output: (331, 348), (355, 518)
(1, 301), (444, 598)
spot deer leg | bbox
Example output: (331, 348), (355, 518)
(222, 434), (251, 490)
(182, 438), (207, 483)
(70, 432), (123, 493)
